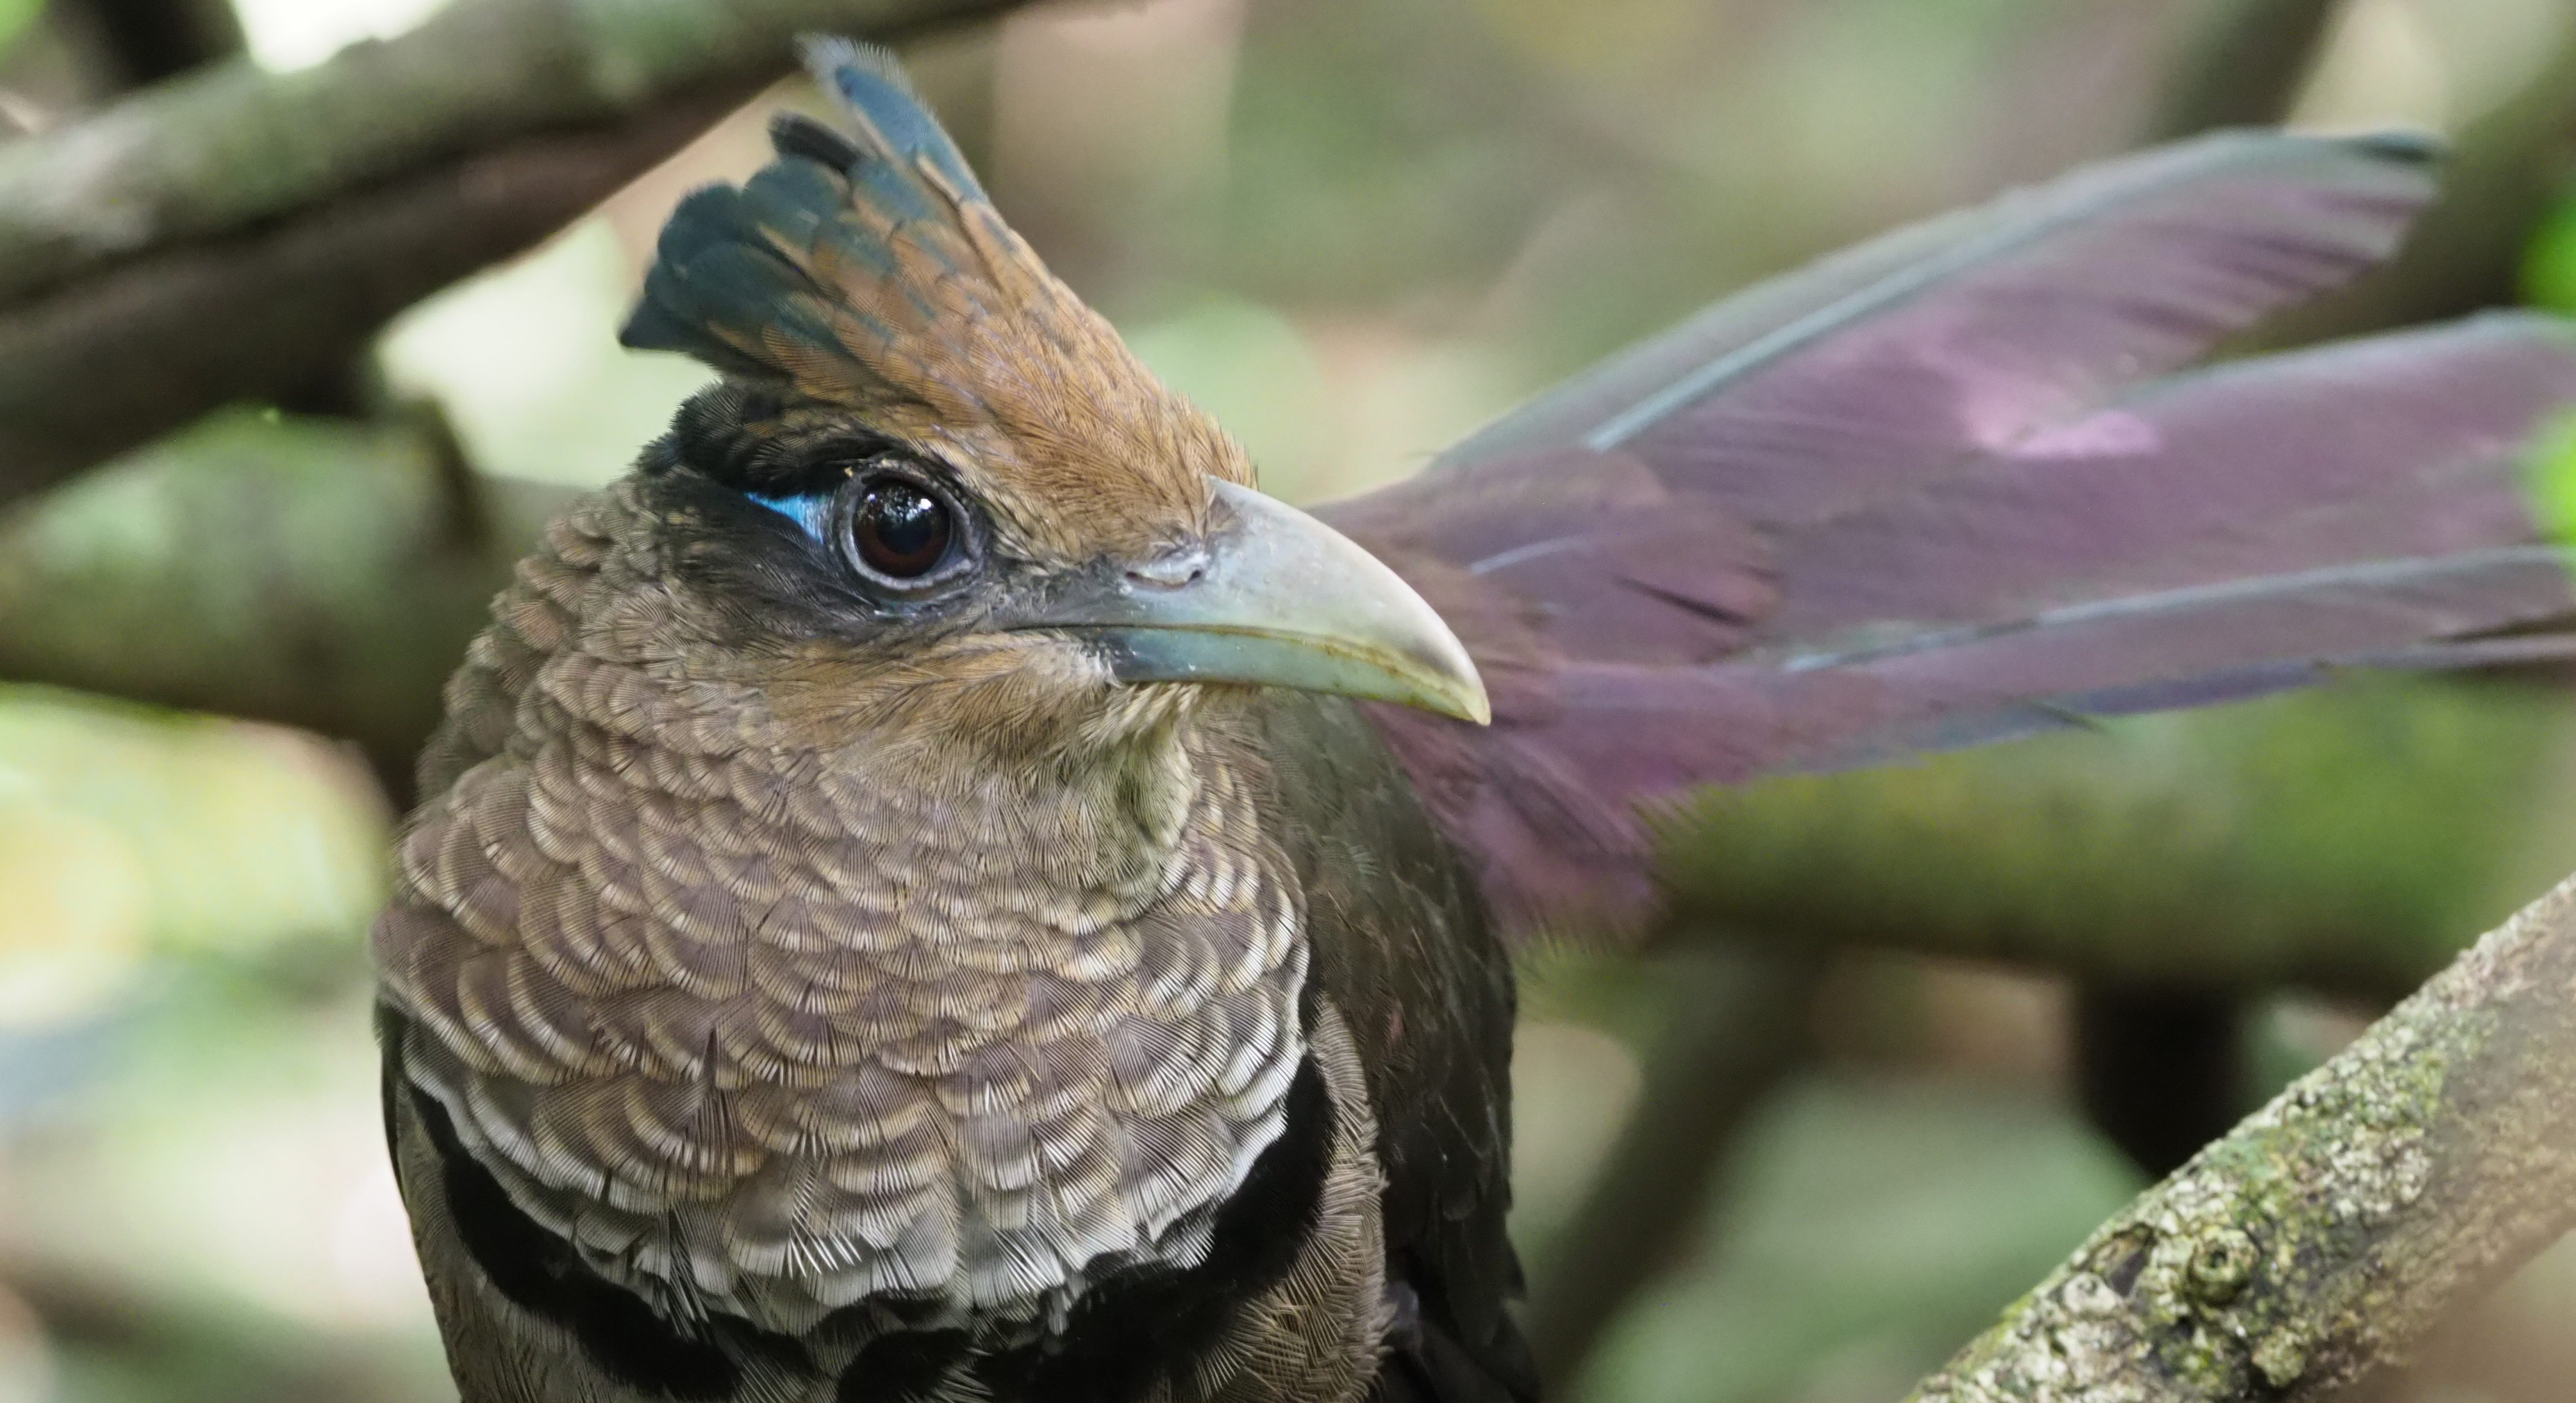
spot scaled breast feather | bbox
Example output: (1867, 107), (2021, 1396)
(374, 485), (1311, 1336)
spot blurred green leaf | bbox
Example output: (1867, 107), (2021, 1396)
(0, 686), (387, 977)
(2521, 404), (2576, 544)
(2523, 185), (2576, 316)
(1125, 297), (1334, 494)
(0, 0), (41, 61)
(1572, 1075), (2142, 1403)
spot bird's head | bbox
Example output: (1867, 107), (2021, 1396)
(614, 39), (1485, 762)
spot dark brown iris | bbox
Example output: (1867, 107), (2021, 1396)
(850, 480), (953, 579)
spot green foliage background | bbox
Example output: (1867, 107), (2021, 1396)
(8, 1), (2576, 1401)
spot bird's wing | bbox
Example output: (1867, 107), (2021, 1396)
(1258, 696), (1534, 1403)
(1324, 131), (2576, 940)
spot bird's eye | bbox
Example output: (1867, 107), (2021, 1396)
(847, 477), (957, 581)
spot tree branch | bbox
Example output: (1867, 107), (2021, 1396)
(0, 411), (576, 796)
(0, 97), (736, 502)
(1519, 948), (1822, 1394)
(1906, 869), (2576, 1401)
(77, 0), (246, 88)
(0, 0), (1028, 503)
(0, 0), (1017, 307)
(2147, 0), (2339, 140)
(1655, 678), (2576, 998)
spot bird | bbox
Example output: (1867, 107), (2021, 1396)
(373, 37), (2576, 1403)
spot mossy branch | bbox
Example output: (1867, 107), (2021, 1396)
(1906, 871), (2576, 1401)
(0, 0), (1026, 503)
(0, 412), (575, 798)
(1654, 681), (2576, 998)
(0, 95), (734, 505)
(0, 0), (1015, 308)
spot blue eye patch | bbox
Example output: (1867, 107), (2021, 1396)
(749, 492), (835, 546)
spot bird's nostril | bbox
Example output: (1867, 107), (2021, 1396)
(1127, 550), (1210, 589)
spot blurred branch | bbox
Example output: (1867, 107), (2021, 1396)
(1655, 677), (2576, 999)
(0, 0), (1029, 504)
(76, 0), (244, 87)
(2076, 985), (2248, 1178)
(0, 0), (1015, 306)
(2148, 0), (2338, 140)
(1906, 871), (2576, 1402)
(0, 411), (579, 797)
(1520, 948), (1821, 1394)
(0, 94), (734, 502)
(2260, 10), (2576, 345)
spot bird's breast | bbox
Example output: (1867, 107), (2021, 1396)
(373, 640), (1311, 1338)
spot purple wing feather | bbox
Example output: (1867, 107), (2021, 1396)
(1329, 130), (2576, 940)
(1431, 130), (2435, 517)
(1760, 314), (2570, 638)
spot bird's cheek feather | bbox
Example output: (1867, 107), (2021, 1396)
(755, 631), (1173, 759)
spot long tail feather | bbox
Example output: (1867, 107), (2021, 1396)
(1338, 134), (2576, 940)
(1435, 130), (2436, 525)
(1759, 313), (2576, 644)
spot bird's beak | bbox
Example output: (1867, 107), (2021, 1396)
(1032, 478), (1490, 725)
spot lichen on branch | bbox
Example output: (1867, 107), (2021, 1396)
(1908, 873), (2576, 1402)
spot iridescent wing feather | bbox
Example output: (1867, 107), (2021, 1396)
(1329, 132), (2576, 938)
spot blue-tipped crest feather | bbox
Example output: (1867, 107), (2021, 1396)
(797, 36), (988, 202)
(737, 158), (849, 258)
(615, 35), (1246, 555)
(620, 36), (988, 380)
(767, 110), (863, 172)
(621, 184), (820, 374)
